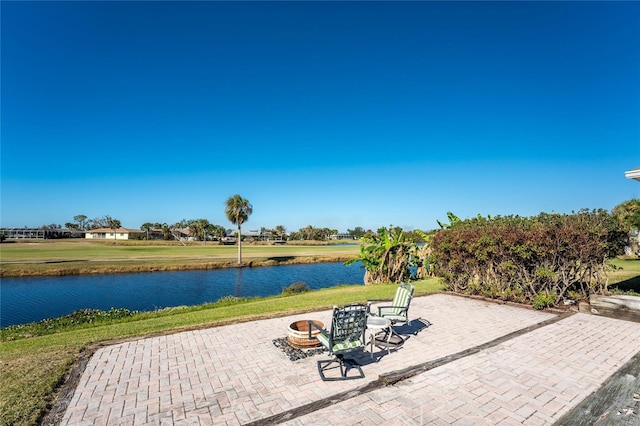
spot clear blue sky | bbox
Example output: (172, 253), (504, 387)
(1, 1), (639, 233)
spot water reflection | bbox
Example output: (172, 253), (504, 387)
(0, 262), (364, 326)
(235, 268), (243, 297)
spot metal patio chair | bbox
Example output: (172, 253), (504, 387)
(368, 282), (415, 343)
(309, 304), (367, 381)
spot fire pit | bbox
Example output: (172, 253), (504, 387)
(287, 320), (324, 348)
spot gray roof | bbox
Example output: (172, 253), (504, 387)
(625, 168), (640, 182)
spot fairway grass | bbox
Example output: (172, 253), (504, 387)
(0, 240), (361, 277)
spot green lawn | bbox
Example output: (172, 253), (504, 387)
(608, 258), (640, 294)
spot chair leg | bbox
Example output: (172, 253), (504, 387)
(372, 328), (392, 355)
(379, 324), (405, 346)
(317, 355), (364, 381)
(390, 325), (406, 343)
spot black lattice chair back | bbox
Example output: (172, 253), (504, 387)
(331, 304), (367, 345)
(313, 303), (367, 381)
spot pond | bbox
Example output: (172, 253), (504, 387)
(0, 262), (364, 327)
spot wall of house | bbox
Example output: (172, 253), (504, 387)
(85, 232), (130, 240)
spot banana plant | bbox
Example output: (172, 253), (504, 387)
(345, 227), (420, 284)
(414, 229), (434, 278)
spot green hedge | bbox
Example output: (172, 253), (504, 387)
(430, 210), (627, 308)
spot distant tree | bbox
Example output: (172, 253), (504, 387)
(141, 222), (154, 240)
(259, 227), (271, 241)
(73, 215), (88, 231)
(88, 216), (108, 229)
(160, 223), (172, 240)
(275, 225), (286, 240)
(170, 221), (187, 245)
(41, 224), (61, 229)
(320, 228), (337, 240)
(187, 219), (200, 241)
(296, 226), (335, 241)
(364, 229), (376, 238)
(208, 224), (227, 242)
(299, 225), (317, 240)
(199, 219), (212, 241)
(225, 194), (253, 264)
(612, 198), (640, 255)
(187, 219), (210, 241)
(347, 227), (366, 239)
(106, 217), (121, 240)
(289, 231), (301, 240)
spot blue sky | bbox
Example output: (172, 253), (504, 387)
(1, 1), (639, 233)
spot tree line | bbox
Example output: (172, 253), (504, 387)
(42, 217), (412, 243)
(44, 216), (429, 244)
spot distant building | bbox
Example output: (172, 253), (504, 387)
(329, 233), (355, 240)
(85, 227), (142, 240)
(225, 229), (271, 240)
(0, 228), (75, 239)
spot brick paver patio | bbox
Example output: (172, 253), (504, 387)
(60, 294), (640, 425)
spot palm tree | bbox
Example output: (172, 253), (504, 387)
(275, 225), (286, 241)
(106, 217), (121, 240)
(160, 223), (172, 240)
(141, 222), (153, 240)
(225, 194), (253, 264)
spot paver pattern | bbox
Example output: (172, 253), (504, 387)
(60, 294), (640, 425)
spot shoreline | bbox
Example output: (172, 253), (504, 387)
(0, 255), (355, 278)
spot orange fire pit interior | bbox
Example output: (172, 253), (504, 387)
(287, 320), (324, 348)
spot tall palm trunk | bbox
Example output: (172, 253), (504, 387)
(225, 194), (252, 266)
(237, 224), (242, 264)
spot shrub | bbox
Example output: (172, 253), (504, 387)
(430, 210), (627, 308)
(282, 281), (310, 295)
(532, 292), (558, 310)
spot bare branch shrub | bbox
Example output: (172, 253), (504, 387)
(430, 210), (627, 308)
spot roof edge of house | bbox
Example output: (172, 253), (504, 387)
(625, 168), (640, 181)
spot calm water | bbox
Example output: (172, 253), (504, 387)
(0, 262), (364, 327)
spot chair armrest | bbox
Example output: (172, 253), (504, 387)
(307, 320), (326, 339)
(367, 299), (391, 315)
(378, 305), (408, 315)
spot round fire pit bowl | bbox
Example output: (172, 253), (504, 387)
(287, 320), (324, 348)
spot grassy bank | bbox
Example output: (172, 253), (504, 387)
(0, 279), (444, 426)
(0, 240), (361, 277)
(608, 258), (640, 295)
